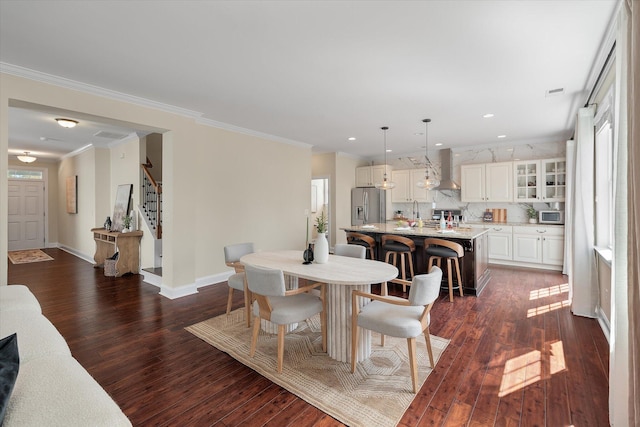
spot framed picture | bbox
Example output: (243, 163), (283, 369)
(112, 184), (133, 232)
(66, 176), (77, 214)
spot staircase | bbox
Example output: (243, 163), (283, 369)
(141, 160), (162, 240)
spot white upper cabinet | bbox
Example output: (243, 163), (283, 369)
(356, 165), (391, 187)
(390, 169), (433, 203)
(514, 158), (566, 202)
(461, 162), (512, 202)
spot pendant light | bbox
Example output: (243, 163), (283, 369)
(416, 118), (440, 190)
(374, 126), (395, 190)
(17, 151), (37, 163)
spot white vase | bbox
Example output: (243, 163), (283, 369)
(314, 233), (329, 264)
(529, 218), (537, 224)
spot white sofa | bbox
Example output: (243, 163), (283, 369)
(0, 285), (131, 427)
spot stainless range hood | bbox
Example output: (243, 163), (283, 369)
(433, 149), (460, 191)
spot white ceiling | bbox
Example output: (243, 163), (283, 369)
(0, 0), (618, 161)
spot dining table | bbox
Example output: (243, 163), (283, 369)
(240, 250), (398, 363)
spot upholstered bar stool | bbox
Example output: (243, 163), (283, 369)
(381, 235), (416, 292)
(423, 238), (464, 302)
(345, 232), (376, 260)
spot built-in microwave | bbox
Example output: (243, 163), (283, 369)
(539, 210), (565, 224)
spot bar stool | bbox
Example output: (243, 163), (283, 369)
(381, 235), (416, 292)
(423, 238), (464, 302)
(346, 232), (376, 260)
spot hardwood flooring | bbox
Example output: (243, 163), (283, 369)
(7, 248), (609, 426)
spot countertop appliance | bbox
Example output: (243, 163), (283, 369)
(352, 187), (386, 225)
(539, 210), (565, 224)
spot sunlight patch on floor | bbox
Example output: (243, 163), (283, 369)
(527, 299), (571, 318)
(529, 283), (569, 300)
(499, 340), (567, 397)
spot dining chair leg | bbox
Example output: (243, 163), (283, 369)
(226, 288), (234, 315)
(424, 328), (435, 368)
(407, 337), (419, 393)
(454, 257), (464, 296)
(250, 316), (260, 357)
(277, 324), (285, 373)
(244, 290), (252, 328)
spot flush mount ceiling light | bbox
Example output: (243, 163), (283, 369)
(17, 151), (36, 163)
(416, 119), (440, 190)
(374, 126), (395, 190)
(55, 118), (78, 128)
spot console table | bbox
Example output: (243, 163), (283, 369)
(91, 228), (143, 277)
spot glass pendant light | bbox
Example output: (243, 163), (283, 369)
(374, 126), (395, 190)
(416, 118), (440, 190)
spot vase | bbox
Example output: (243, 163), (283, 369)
(314, 233), (329, 264)
(529, 218), (537, 224)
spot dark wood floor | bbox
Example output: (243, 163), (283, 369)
(7, 248), (609, 426)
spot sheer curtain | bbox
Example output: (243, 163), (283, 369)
(610, 1), (638, 425)
(568, 106), (597, 317)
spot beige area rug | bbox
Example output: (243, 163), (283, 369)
(8, 249), (54, 264)
(186, 309), (449, 427)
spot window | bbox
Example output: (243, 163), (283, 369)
(594, 88), (614, 248)
(7, 168), (43, 180)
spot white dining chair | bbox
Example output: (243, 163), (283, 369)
(223, 242), (255, 327)
(245, 264), (327, 373)
(334, 243), (366, 259)
(351, 265), (442, 393)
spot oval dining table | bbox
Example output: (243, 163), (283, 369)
(240, 250), (398, 363)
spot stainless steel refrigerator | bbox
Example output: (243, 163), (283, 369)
(351, 187), (386, 225)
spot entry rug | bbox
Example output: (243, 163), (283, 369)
(186, 309), (449, 427)
(8, 249), (54, 264)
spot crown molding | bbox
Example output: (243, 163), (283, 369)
(1, 62), (203, 119)
(61, 144), (94, 160)
(2, 62), (311, 150)
(195, 116), (311, 149)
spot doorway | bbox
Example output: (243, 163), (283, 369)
(311, 178), (330, 246)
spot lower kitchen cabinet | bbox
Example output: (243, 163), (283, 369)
(484, 225), (513, 261)
(512, 225), (564, 267)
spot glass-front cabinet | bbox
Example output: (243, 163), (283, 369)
(513, 158), (565, 202)
(514, 160), (539, 202)
(541, 158), (566, 201)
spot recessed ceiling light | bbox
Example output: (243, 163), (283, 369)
(386, 149), (392, 153)
(506, 148), (513, 151)
(414, 132), (424, 136)
(348, 137), (356, 141)
(435, 143), (443, 146)
(483, 113), (495, 118)
(497, 135), (507, 139)
(55, 118), (78, 128)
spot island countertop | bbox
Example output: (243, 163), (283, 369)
(340, 223), (488, 240)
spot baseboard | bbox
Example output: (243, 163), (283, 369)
(596, 306), (611, 344)
(56, 244), (95, 264)
(488, 259), (563, 271)
(196, 271), (234, 289)
(159, 283), (198, 299)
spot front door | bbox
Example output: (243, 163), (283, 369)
(8, 179), (45, 250)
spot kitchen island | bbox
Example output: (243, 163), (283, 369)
(341, 223), (490, 296)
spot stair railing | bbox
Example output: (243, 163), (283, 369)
(141, 160), (162, 239)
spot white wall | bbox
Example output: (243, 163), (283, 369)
(1, 72), (312, 294)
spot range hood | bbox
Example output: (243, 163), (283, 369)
(433, 149), (461, 191)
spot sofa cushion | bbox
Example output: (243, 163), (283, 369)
(0, 312), (71, 363)
(0, 333), (20, 425)
(4, 355), (132, 427)
(0, 285), (41, 313)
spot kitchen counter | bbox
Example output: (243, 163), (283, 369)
(345, 223), (488, 239)
(341, 224), (490, 296)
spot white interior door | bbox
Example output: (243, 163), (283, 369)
(8, 179), (45, 250)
